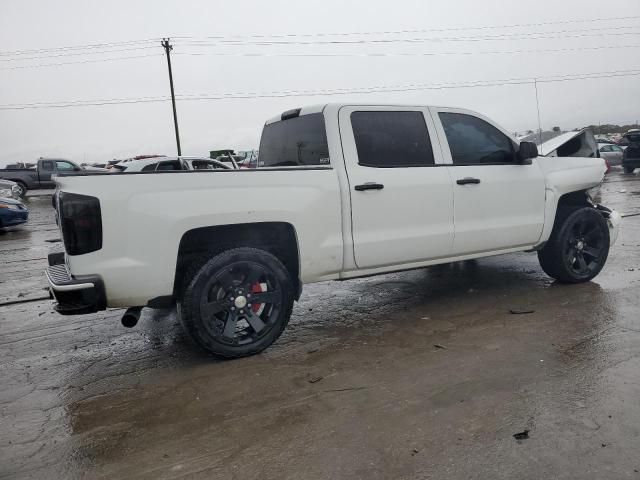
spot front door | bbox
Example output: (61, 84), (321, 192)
(338, 106), (455, 269)
(431, 108), (546, 255)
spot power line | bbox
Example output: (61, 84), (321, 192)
(0, 53), (163, 70)
(2, 14), (639, 57)
(179, 14), (640, 40)
(0, 38), (162, 57)
(0, 45), (159, 62)
(2, 69), (639, 110)
(7, 42), (640, 70)
(173, 44), (640, 59)
(180, 28), (640, 46)
(0, 39), (164, 57)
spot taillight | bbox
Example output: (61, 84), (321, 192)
(59, 192), (102, 255)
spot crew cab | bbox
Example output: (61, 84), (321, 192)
(46, 104), (621, 358)
(0, 158), (84, 196)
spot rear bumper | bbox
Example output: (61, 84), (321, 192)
(46, 253), (106, 315)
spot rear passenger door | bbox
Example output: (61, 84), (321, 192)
(339, 106), (454, 269)
(431, 107), (545, 255)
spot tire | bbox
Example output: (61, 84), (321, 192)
(538, 207), (610, 283)
(624, 166), (635, 174)
(13, 181), (27, 197)
(178, 247), (294, 358)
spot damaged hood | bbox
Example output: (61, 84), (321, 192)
(535, 128), (605, 194)
(538, 129), (599, 158)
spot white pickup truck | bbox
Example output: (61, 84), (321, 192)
(47, 103), (621, 358)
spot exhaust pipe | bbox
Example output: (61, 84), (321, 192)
(121, 307), (142, 328)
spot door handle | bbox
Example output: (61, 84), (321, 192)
(355, 182), (385, 191)
(456, 177), (481, 185)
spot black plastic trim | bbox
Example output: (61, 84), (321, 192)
(147, 295), (175, 309)
(48, 252), (65, 266)
(281, 108), (302, 120)
(47, 257), (106, 315)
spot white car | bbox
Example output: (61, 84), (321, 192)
(0, 179), (21, 198)
(46, 104), (620, 358)
(110, 156), (233, 173)
(598, 144), (625, 165)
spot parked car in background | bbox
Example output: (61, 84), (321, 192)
(599, 144), (624, 165)
(0, 158), (85, 196)
(622, 131), (640, 173)
(0, 196), (28, 228)
(0, 179), (21, 198)
(47, 104), (620, 359)
(111, 156), (233, 173)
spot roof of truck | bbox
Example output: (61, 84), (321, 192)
(264, 103), (459, 125)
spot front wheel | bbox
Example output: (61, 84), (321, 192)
(538, 207), (610, 283)
(179, 247), (295, 358)
(13, 181), (27, 197)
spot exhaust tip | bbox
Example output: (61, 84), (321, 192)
(121, 307), (142, 328)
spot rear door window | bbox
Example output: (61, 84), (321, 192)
(351, 111), (435, 167)
(156, 161), (182, 171)
(258, 113), (329, 167)
(439, 113), (516, 165)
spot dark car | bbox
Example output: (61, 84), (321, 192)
(622, 131), (640, 174)
(0, 196), (29, 228)
(0, 158), (83, 197)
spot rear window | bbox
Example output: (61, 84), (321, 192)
(258, 113), (329, 167)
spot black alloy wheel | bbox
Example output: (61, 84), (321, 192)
(538, 207), (610, 283)
(179, 248), (294, 358)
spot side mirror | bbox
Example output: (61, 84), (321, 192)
(518, 141), (538, 163)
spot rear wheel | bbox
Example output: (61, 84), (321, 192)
(178, 247), (294, 358)
(538, 207), (610, 283)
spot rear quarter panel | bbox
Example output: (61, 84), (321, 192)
(56, 169), (343, 307)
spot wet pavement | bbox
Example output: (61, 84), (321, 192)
(2, 169), (640, 479)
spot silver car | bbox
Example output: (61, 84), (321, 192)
(0, 179), (21, 198)
(599, 144), (624, 165)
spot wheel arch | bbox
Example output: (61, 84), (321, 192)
(537, 188), (594, 249)
(173, 222), (301, 300)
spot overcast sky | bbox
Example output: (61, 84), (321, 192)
(1, 0), (639, 166)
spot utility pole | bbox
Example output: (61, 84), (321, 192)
(161, 38), (181, 156)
